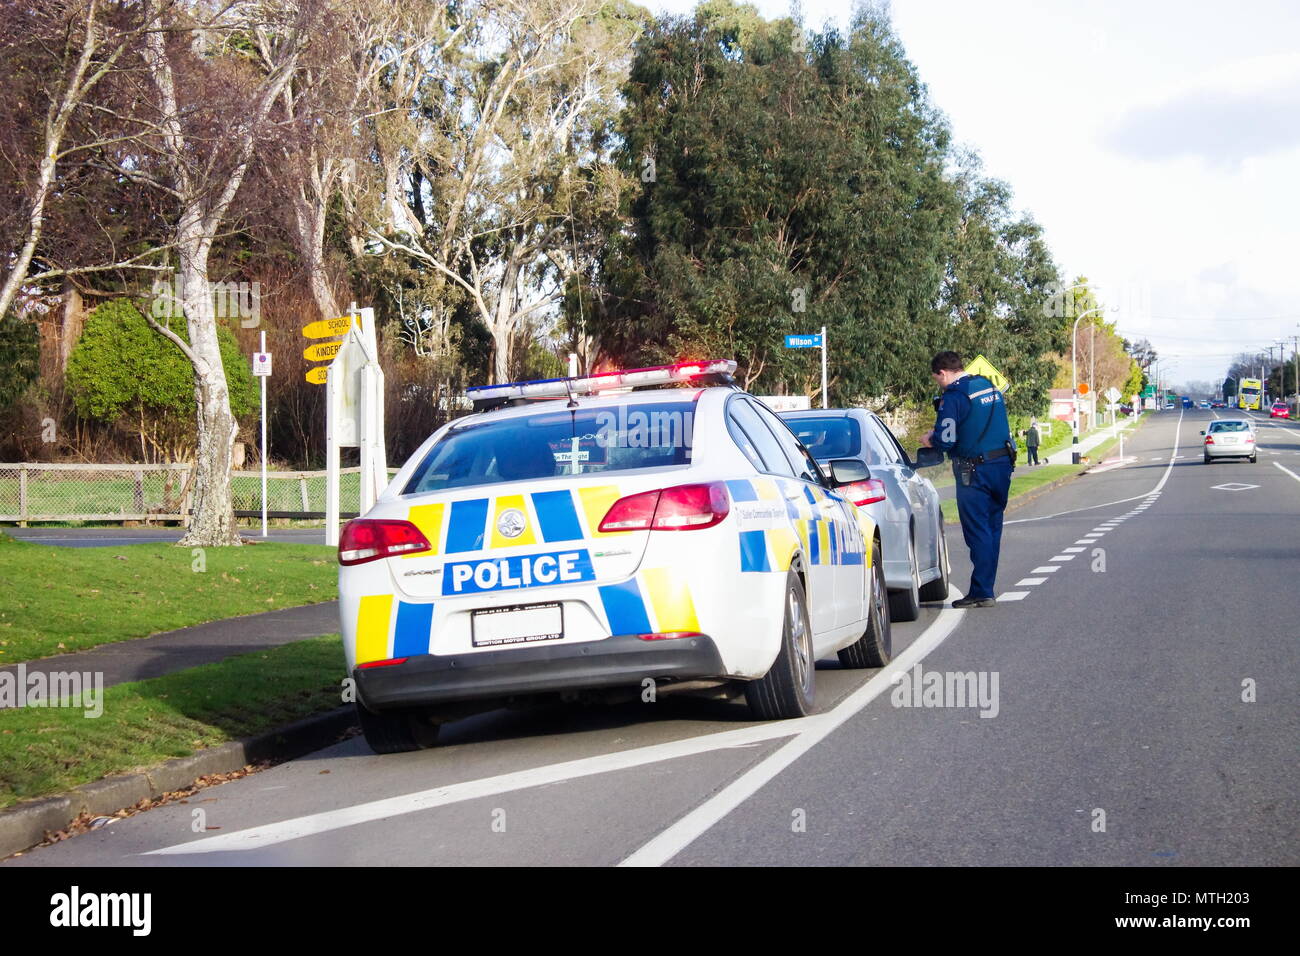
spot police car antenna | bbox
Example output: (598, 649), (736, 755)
(563, 375), (578, 408)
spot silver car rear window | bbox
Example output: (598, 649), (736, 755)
(1208, 421), (1250, 432)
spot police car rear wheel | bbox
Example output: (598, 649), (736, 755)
(746, 570), (816, 720)
(357, 702), (441, 754)
(838, 539), (891, 669)
(888, 532), (921, 622)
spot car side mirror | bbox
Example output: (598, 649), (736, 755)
(827, 458), (870, 485)
(913, 446), (945, 468)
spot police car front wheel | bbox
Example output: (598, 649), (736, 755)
(746, 570), (816, 720)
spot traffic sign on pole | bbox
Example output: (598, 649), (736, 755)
(784, 334), (822, 348)
(305, 366), (329, 385)
(302, 315), (356, 339)
(303, 341), (343, 363)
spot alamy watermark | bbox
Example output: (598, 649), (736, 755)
(890, 663), (999, 718)
(151, 273), (261, 327)
(0, 665), (104, 717)
(594, 407), (694, 450)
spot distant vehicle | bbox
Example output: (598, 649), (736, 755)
(1271, 402), (1290, 419)
(1202, 419), (1257, 463)
(1165, 401), (1176, 409)
(1182, 396), (1193, 408)
(780, 408), (948, 623)
(1212, 401), (1226, 408)
(1118, 404), (1135, 415)
(1199, 400), (1210, 409)
(1239, 378), (1263, 410)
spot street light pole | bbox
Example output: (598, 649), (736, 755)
(1071, 305), (1104, 464)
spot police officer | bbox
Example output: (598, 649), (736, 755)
(919, 351), (1014, 608)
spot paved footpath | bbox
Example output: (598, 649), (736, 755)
(0, 601), (339, 701)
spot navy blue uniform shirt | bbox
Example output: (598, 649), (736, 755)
(932, 374), (1012, 460)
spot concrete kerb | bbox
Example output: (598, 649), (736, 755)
(0, 705), (357, 859)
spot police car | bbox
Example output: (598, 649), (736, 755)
(338, 360), (889, 752)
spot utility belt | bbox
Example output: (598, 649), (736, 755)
(953, 441), (1017, 485)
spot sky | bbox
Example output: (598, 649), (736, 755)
(647, 0), (1300, 391)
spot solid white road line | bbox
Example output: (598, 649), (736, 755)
(1273, 461), (1300, 484)
(1006, 411), (1181, 525)
(1015, 577), (1047, 586)
(619, 597), (972, 867)
(1032, 566), (1060, 573)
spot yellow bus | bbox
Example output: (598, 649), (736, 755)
(1239, 378), (1262, 410)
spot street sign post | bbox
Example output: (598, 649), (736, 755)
(303, 341), (342, 363)
(252, 332), (271, 537)
(302, 315), (356, 339)
(784, 329), (828, 408)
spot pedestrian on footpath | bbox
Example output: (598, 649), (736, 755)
(1026, 419), (1040, 466)
(919, 351), (1014, 608)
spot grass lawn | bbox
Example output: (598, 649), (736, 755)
(0, 635), (345, 809)
(0, 535), (337, 664)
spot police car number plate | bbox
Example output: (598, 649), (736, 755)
(471, 602), (564, 648)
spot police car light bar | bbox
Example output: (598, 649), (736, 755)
(466, 359), (738, 411)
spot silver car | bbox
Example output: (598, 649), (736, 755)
(1202, 419), (1257, 463)
(780, 409), (949, 622)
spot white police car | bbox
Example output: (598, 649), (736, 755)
(338, 360), (888, 752)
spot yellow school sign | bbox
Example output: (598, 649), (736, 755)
(303, 341), (343, 363)
(966, 354), (1009, 391)
(302, 315), (357, 339)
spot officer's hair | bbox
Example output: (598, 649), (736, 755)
(931, 351), (965, 373)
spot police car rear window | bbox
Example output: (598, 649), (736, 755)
(785, 417), (862, 461)
(403, 401), (696, 494)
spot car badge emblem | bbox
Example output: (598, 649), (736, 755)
(497, 508), (527, 538)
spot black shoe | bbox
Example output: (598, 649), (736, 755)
(952, 596), (996, 608)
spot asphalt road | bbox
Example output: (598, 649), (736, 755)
(6, 407), (1297, 866)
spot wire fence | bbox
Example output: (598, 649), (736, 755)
(0, 464), (396, 525)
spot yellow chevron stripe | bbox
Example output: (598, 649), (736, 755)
(641, 567), (700, 633)
(404, 502), (445, 557)
(577, 484), (624, 537)
(489, 494), (538, 549)
(355, 594), (393, 664)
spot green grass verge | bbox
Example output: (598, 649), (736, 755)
(941, 464), (1082, 524)
(0, 635), (345, 809)
(0, 536), (337, 663)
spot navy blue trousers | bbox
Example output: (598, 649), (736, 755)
(954, 458), (1013, 600)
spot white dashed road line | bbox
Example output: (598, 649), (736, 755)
(1032, 566), (1060, 573)
(997, 592), (1030, 602)
(1015, 577), (1047, 586)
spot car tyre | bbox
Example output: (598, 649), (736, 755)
(1203, 454), (1212, 464)
(838, 539), (891, 669)
(357, 701), (440, 754)
(888, 530), (921, 623)
(746, 569), (816, 720)
(1250, 452), (1258, 463)
(918, 520), (950, 602)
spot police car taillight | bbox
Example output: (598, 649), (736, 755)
(842, 478), (887, 506)
(598, 482), (730, 532)
(339, 519), (432, 565)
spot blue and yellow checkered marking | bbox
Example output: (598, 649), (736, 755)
(531, 489), (584, 542)
(393, 601), (433, 657)
(445, 498), (490, 553)
(598, 579), (652, 635)
(739, 530), (771, 572)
